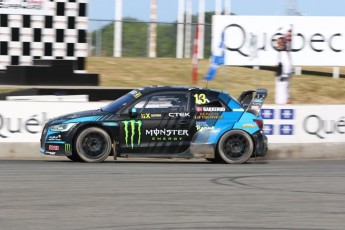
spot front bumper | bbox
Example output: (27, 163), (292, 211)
(40, 124), (74, 156)
(40, 143), (72, 156)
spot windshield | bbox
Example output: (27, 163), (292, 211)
(101, 90), (140, 113)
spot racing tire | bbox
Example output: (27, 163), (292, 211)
(74, 127), (112, 163)
(217, 130), (254, 164)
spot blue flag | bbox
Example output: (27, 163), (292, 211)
(205, 32), (225, 81)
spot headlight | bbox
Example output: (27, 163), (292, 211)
(49, 123), (77, 132)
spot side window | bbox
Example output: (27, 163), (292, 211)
(139, 93), (188, 113)
(194, 92), (229, 111)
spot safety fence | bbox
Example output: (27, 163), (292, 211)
(88, 19), (212, 58)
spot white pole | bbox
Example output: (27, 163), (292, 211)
(149, 0), (157, 58)
(215, 0), (222, 15)
(176, 0), (185, 58)
(333, 67), (340, 79)
(184, 0), (192, 58)
(96, 21), (102, 56)
(198, 0), (205, 59)
(114, 0), (122, 57)
(224, 0), (231, 15)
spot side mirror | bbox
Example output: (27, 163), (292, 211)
(129, 108), (138, 118)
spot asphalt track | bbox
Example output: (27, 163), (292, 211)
(1, 158), (345, 230)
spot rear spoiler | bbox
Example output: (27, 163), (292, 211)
(238, 89), (268, 117)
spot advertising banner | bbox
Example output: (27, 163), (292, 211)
(212, 16), (345, 66)
(0, 101), (344, 144)
(262, 105), (345, 143)
(0, 0), (52, 15)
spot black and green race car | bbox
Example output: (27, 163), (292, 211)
(40, 86), (268, 163)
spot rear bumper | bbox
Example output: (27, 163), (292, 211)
(251, 131), (268, 157)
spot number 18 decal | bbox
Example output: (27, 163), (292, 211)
(194, 94), (206, 104)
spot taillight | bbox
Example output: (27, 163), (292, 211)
(254, 119), (263, 130)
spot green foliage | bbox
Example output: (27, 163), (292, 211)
(92, 13), (217, 58)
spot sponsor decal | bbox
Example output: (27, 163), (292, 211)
(202, 107), (225, 112)
(150, 114), (162, 118)
(141, 113), (151, 119)
(196, 107), (203, 112)
(140, 113), (162, 119)
(48, 134), (62, 141)
(196, 121), (207, 126)
(233, 108), (244, 112)
(194, 112), (222, 120)
(196, 121), (215, 131)
(196, 126), (214, 131)
(146, 128), (189, 141)
(146, 129), (188, 136)
(122, 120), (142, 149)
(65, 144), (71, 153)
(134, 92), (142, 98)
(169, 113), (190, 118)
(303, 115), (345, 139)
(194, 93), (207, 104)
(242, 124), (257, 128)
(48, 145), (59, 151)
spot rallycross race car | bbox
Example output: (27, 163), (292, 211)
(40, 86), (268, 164)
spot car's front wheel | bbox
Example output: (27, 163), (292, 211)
(74, 127), (112, 163)
(217, 130), (254, 164)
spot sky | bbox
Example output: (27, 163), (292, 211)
(88, 0), (345, 22)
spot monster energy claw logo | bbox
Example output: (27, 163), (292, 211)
(122, 120), (142, 149)
(65, 144), (71, 153)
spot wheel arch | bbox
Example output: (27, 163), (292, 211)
(72, 123), (115, 156)
(215, 128), (255, 163)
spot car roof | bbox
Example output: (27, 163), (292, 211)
(138, 86), (227, 95)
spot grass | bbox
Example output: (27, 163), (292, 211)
(87, 57), (345, 104)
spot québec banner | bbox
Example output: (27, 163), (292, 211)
(212, 15), (345, 66)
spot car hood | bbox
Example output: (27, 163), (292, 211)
(48, 109), (116, 125)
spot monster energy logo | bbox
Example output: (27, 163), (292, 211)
(122, 120), (142, 149)
(65, 144), (71, 153)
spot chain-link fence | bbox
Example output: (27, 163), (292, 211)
(88, 19), (212, 58)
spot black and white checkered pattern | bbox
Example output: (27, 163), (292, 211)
(0, 0), (88, 71)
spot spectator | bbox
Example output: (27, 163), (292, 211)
(275, 31), (293, 104)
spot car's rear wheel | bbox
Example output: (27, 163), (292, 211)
(217, 130), (253, 164)
(74, 127), (112, 163)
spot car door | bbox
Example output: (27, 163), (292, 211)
(119, 91), (193, 155)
